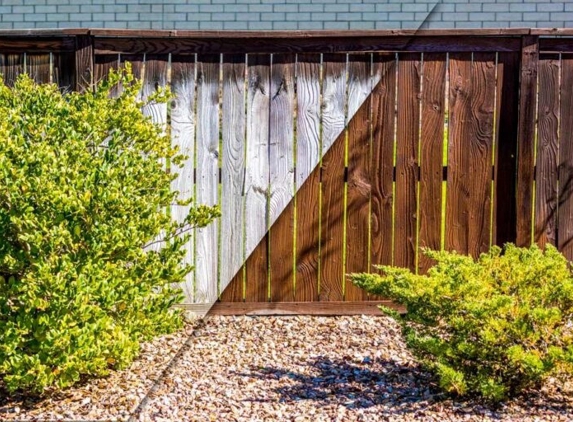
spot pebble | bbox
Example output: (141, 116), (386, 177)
(1, 315), (572, 421)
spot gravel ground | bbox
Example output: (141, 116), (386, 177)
(1, 315), (572, 421)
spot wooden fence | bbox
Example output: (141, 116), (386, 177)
(2, 29), (573, 315)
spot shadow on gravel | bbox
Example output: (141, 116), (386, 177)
(236, 356), (573, 418)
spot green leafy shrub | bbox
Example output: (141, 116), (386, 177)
(0, 68), (220, 393)
(351, 244), (573, 401)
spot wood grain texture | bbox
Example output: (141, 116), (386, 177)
(89, 28), (530, 38)
(515, 36), (539, 247)
(558, 55), (573, 260)
(219, 54), (247, 302)
(370, 53), (397, 271)
(194, 54), (220, 304)
(446, 54), (472, 255)
(74, 35), (92, 92)
(244, 54), (271, 302)
(269, 54), (296, 301)
(468, 53), (496, 255)
(205, 301), (406, 316)
(446, 53), (496, 257)
(94, 36), (521, 56)
(170, 54), (197, 303)
(25, 53), (50, 83)
(0, 54), (23, 86)
(418, 53), (446, 273)
(493, 52), (519, 247)
(120, 54), (143, 80)
(394, 53), (421, 270)
(53, 52), (75, 91)
(0, 38), (75, 53)
(535, 54), (560, 249)
(539, 38), (573, 54)
(94, 54), (119, 96)
(345, 54), (372, 301)
(294, 53), (321, 301)
(319, 54), (347, 301)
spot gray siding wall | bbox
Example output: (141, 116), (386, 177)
(0, 0), (571, 30)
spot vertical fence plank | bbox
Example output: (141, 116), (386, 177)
(244, 54), (271, 302)
(469, 53), (496, 255)
(418, 53), (446, 273)
(0, 54), (24, 86)
(558, 55), (573, 260)
(120, 54), (143, 80)
(26, 54), (50, 84)
(219, 54), (247, 302)
(370, 53), (396, 271)
(516, 35), (539, 247)
(75, 35), (92, 92)
(446, 53), (496, 257)
(493, 52), (520, 247)
(395, 53), (421, 270)
(446, 54), (472, 255)
(170, 55), (197, 303)
(319, 54), (347, 301)
(54, 53), (75, 91)
(94, 54), (119, 83)
(345, 53), (371, 301)
(194, 54), (220, 304)
(269, 54), (296, 301)
(94, 54), (120, 95)
(294, 53), (321, 301)
(535, 54), (560, 249)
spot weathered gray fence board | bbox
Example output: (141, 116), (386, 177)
(194, 54), (220, 304)
(220, 54), (247, 298)
(170, 54), (197, 303)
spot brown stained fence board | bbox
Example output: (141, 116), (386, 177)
(535, 54), (560, 249)
(26, 54), (50, 84)
(221, 270), (244, 302)
(120, 54), (143, 80)
(294, 53), (321, 302)
(269, 53), (296, 302)
(244, 54), (271, 302)
(170, 54), (197, 303)
(370, 53), (397, 272)
(89, 29), (530, 38)
(539, 39), (573, 54)
(516, 36), (539, 247)
(53, 53), (75, 91)
(219, 54), (247, 300)
(94, 36), (522, 56)
(74, 35), (92, 92)
(558, 55), (573, 260)
(245, 235), (269, 302)
(418, 53), (446, 273)
(345, 53), (372, 301)
(94, 54), (119, 83)
(94, 54), (120, 97)
(0, 54), (23, 86)
(194, 54), (220, 304)
(468, 53), (496, 255)
(493, 52), (520, 247)
(446, 54), (473, 255)
(319, 54), (347, 301)
(0, 38), (76, 53)
(207, 301), (406, 316)
(394, 53), (421, 270)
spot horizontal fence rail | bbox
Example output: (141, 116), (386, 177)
(1, 29), (573, 315)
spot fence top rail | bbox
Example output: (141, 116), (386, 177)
(0, 28), (537, 39)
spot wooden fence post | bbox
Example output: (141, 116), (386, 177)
(515, 35), (539, 247)
(75, 34), (93, 93)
